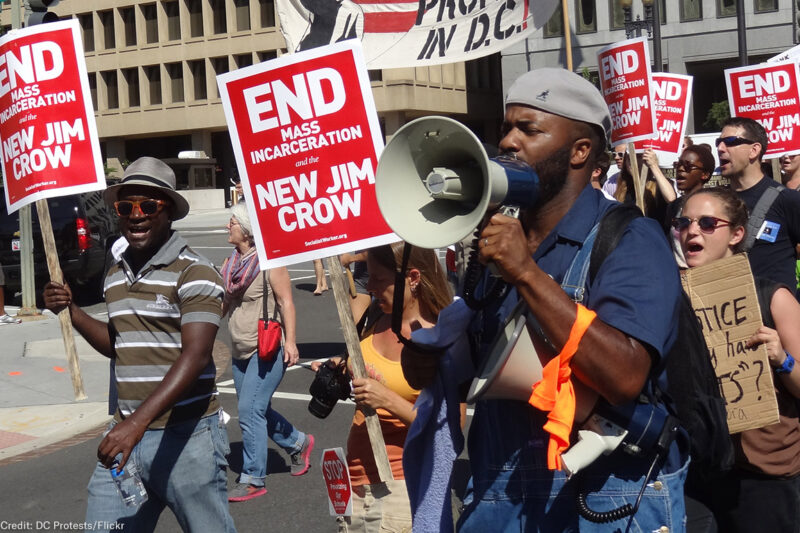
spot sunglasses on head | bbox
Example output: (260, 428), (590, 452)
(114, 199), (168, 217)
(715, 136), (756, 147)
(671, 215), (731, 233)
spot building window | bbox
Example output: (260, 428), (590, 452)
(211, 57), (229, 97)
(609, 0), (625, 30)
(257, 50), (277, 62)
(88, 72), (97, 110)
(190, 60), (207, 100)
(575, 0), (596, 33)
(235, 0), (251, 31)
(680, 0), (702, 20)
(102, 71), (118, 109)
(120, 7), (136, 46)
(259, 0), (275, 27)
(187, 0), (203, 37)
(235, 53), (253, 68)
(658, 0), (666, 23)
(165, 1), (181, 40)
(167, 63), (184, 103)
(79, 13), (94, 52)
(211, 0), (227, 34)
(99, 10), (115, 49)
(145, 66), (162, 105)
(142, 3), (158, 43)
(123, 68), (140, 107)
(717, 0), (736, 17)
(754, 0), (777, 12)
(368, 70), (383, 82)
(543, 2), (563, 38)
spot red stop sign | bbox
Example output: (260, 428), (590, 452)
(322, 448), (351, 515)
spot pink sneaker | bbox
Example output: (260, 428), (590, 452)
(290, 434), (315, 476)
(228, 483), (267, 502)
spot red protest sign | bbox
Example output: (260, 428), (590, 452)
(597, 38), (657, 146)
(725, 61), (800, 158)
(321, 448), (352, 516)
(644, 73), (693, 157)
(0, 20), (104, 214)
(218, 40), (397, 269)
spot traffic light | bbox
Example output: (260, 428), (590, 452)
(25, 0), (59, 26)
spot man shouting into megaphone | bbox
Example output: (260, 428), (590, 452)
(401, 68), (687, 533)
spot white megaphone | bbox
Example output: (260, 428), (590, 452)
(375, 116), (539, 249)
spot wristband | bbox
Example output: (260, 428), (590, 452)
(775, 352), (795, 375)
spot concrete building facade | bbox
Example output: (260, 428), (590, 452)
(503, 0), (799, 134)
(1, 1), (503, 208)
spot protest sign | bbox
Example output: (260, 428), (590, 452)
(276, 0), (559, 69)
(768, 43), (800, 63)
(0, 20), (104, 214)
(597, 37), (657, 147)
(321, 448), (352, 516)
(725, 61), (800, 158)
(644, 73), (693, 159)
(681, 254), (780, 434)
(217, 40), (397, 270)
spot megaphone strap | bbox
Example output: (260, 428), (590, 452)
(528, 304), (597, 470)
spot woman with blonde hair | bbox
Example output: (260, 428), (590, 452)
(314, 242), (452, 532)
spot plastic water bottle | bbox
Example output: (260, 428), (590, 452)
(111, 460), (148, 508)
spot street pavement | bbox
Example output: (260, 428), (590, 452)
(0, 208), (234, 463)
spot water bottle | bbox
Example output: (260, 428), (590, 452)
(111, 460), (148, 508)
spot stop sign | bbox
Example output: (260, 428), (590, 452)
(321, 448), (352, 516)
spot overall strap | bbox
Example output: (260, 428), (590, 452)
(561, 223), (600, 303)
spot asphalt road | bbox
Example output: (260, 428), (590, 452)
(0, 226), (367, 532)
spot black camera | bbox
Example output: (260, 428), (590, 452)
(308, 359), (352, 418)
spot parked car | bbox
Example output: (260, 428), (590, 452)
(0, 190), (119, 303)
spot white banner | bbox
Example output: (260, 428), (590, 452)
(276, 0), (560, 69)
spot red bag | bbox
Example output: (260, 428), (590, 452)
(257, 271), (282, 361)
(257, 318), (282, 361)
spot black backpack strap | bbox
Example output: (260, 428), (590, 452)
(743, 183), (785, 251)
(589, 204), (643, 283)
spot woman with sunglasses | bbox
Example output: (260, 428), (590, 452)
(677, 187), (800, 532)
(222, 202), (315, 502)
(312, 242), (452, 533)
(666, 144), (716, 267)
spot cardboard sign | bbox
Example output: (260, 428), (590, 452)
(725, 61), (800, 159)
(276, 0), (560, 69)
(644, 73), (693, 158)
(597, 38), (657, 146)
(0, 20), (104, 214)
(681, 254), (780, 434)
(321, 448), (352, 516)
(218, 40), (397, 269)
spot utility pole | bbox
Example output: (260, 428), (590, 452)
(9, 0), (39, 316)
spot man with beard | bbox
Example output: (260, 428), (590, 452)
(717, 117), (800, 291)
(42, 157), (236, 532)
(404, 68), (687, 531)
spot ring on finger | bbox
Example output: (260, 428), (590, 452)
(484, 238), (489, 247)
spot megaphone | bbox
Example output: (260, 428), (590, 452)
(375, 116), (539, 249)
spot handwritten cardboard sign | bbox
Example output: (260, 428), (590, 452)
(725, 61), (800, 159)
(217, 40), (397, 269)
(681, 254), (780, 433)
(597, 37), (657, 146)
(1, 19), (104, 214)
(644, 73), (693, 158)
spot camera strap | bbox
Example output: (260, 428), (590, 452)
(390, 243), (446, 355)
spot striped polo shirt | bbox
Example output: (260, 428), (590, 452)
(104, 232), (224, 428)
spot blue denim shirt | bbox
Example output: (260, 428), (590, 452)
(460, 186), (686, 532)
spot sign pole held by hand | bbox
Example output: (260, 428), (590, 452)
(627, 142), (645, 213)
(35, 199), (87, 401)
(325, 255), (394, 482)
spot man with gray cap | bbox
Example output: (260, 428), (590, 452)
(43, 157), (236, 532)
(404, 68), (686, 531)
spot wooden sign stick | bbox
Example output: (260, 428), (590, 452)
(35, 198), (87, 401)
(324, 255), (393, 482)
(627, 142), (645, 213)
